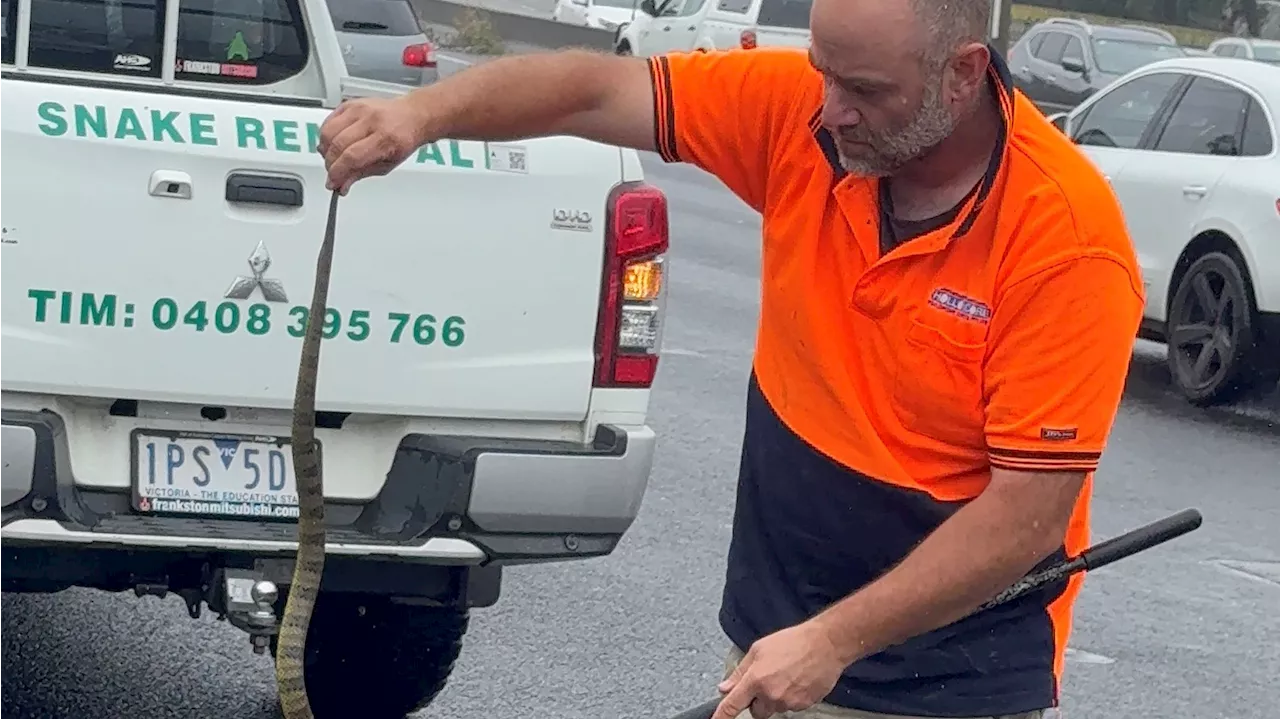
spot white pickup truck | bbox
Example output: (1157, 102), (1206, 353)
(612, 0), (810, 58)
(0, 0), (667, 716)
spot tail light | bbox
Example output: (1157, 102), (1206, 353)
(402, 43), (437, 68)
(740, 29), (758, 49)
(594, 182), (670, 388)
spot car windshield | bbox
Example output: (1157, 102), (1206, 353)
(593, 0), (640, 8)
(1254, 44), (1280, 62)
(1090, 38), (1185, 74)
(326, 0), (422, 36)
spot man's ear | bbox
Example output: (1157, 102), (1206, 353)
(946, 42), (991, 104)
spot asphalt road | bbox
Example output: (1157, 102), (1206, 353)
(3, 152), (1278, 719)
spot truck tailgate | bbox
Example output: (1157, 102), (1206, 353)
(1, 79), (622, 421)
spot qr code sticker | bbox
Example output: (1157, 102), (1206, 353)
(487, 143), (529, 174)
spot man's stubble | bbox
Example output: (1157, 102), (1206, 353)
(836, 66), (958, 178)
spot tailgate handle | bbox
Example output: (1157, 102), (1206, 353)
(226, 173), (304, 207)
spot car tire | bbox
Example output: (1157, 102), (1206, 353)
(269, 593), (468, 719)
(1165, 250), (1278, 405)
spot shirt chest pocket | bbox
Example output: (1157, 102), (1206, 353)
(890, 319), (988, 447)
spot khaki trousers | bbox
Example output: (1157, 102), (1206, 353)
(721, 646), (1049, 719)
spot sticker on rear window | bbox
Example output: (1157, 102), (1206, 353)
(177, 59), (222, 75)
(221, 63), (259, 79)
(226, 31), (252, 62)
(114, 54), (152, 72)
(177, 59), (260, 79)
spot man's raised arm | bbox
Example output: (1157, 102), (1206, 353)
(319, 50), (656, 194)
(320, 47), (817, 209)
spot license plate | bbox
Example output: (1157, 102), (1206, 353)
(131, 429), (308, 520)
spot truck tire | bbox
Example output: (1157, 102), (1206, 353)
(269, 593), (468, 719)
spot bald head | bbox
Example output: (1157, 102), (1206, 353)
(909, 0), (990, 64)
(810, 0), (988, 67)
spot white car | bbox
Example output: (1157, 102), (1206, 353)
(1049, 57), (1280, 405)
(552, 0), (642, 31)
(1, 0), (665, 716)
(1207, 36), (1280, 65)
(613, 0), (810, 57)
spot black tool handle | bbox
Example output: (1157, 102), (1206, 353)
(1080, 508), (1202, 571)
(665, 508), (1203, 719)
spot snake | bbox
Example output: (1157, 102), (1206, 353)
(275, 189), (341, 719)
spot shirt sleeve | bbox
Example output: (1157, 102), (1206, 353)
(647, 48), (815, 212)
(983, 249), (1145, 474)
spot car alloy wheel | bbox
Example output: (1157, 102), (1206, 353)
(1166, 251), (1259, 405)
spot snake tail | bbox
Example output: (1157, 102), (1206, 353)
(275, 190), (341, 719)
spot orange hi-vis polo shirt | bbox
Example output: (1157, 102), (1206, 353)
(648, 47), (1145, 716)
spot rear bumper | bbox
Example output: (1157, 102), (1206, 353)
(1, 408), (655, 567)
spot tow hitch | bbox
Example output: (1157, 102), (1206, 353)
(134, 565), (283, 654)
(217, 569), (281, 654)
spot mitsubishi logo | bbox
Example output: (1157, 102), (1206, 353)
(224, 240), (288, 303)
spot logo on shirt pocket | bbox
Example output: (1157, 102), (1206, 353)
(929, 287), (992, 324)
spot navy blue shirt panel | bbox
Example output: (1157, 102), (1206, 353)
(718, 373), (1069, 717)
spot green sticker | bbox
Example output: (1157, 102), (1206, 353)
(26, 289), (467, 347)
(34, 101), (487, 168)
(227, 32), (251, 62)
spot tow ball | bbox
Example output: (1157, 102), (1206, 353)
(214, 568), (282, 654)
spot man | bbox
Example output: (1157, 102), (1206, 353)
(318, 0), (1145, 715)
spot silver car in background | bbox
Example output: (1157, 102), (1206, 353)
(327, 0), (439, 86)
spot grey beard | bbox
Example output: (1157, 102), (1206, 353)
(836, 77), (958, 177)
(838, 103), (956, 177)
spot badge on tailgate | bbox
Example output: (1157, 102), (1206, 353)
(551, 208), (593, 232)
(224, 240), (288, 303)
